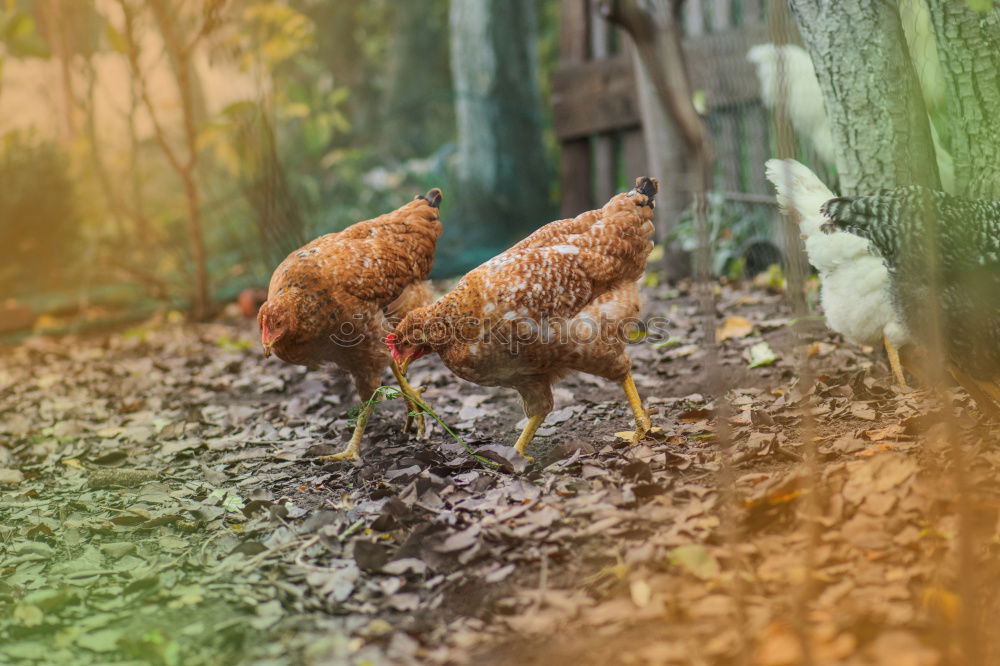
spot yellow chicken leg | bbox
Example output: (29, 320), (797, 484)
(884, 335), (909, 389)
(621, 372), (651, 442)
(513, 414), (546, 461)
(390, 360), (426, 438)
(319, 399), (375, 461)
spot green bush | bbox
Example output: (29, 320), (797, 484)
(0, 132), (80, 295)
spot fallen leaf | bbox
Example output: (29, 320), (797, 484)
(716, 316), (753, 342)
(669, 544), (720, 580)
(746, 342), (778, 368)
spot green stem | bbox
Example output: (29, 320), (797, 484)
(354, 386), (501, 470)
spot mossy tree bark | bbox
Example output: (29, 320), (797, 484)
(924, 1), (1000, 199)
(788, 0), (940, 195)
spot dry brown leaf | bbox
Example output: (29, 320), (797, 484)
(716, 316), (754, 342)
(754, 622), (801, 666)
(864, 424), (906, 441)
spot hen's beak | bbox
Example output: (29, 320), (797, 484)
(262, 342), (273, 358)
(398, 356), (412, 375)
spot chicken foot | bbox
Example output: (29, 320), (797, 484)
(390, 360), (426, 438)
(319, 399), (375, 461)
(513, 414), (546, 462)
(621, 372), (652, 442)
(884, 335), (909, 389)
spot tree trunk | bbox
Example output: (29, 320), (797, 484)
(448, 0), (553, 266)
(924, 1), (1000, 199)
(148, 0), (209, 128)
(121, 0), (210, 319)
(383, 0), (453, 160)
(601, 0), (714, 281)
(788, 0), (940, 194)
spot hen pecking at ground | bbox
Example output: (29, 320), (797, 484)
(258, 189), (443, 460)
(387, 177), (658, 460)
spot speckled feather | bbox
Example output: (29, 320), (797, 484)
(258, 192), (442, 397)
(394, 180), (656, 418)
(823, 187), (1000, 378)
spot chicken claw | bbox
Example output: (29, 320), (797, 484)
(621, 373), (652, 443)
(318, 400), (374, 462)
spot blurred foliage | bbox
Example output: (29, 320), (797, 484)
(0, 5), (47, 57)
(0, 131), (79, 293)
(670, 193), (778, 279)
(0, 0), (563, 317)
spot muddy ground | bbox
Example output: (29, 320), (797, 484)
(2, 281), (999, 665)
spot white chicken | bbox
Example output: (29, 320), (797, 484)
(746, 44), (836, 166)
(765, 159), (910, 386)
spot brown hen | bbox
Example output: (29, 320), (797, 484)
(388, 178), (658, 459)
(258, 189), (443, 460)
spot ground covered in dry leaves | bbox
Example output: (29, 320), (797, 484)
(2, 281), (999, 665)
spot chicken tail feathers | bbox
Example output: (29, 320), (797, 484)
(765, 159), (835, 237)
(418, 188), (443, 208)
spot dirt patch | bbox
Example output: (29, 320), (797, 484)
(1, 282), (997, 665)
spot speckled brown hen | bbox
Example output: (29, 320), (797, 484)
(258, 189), (443, 460)
(388, 178), (658, 459)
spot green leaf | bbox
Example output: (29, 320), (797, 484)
(692, 89), (707, 115)
(746, 341), (778, 368)
(668, 545), (720, 580)
(104, 18), (127, 54)
(77, 629), (124, 653)
(966, 0), (993, 11)
(13, 603), (44, 627)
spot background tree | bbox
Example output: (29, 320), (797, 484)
(924, 0), (1000, 199)
(382, 0), (453, 161)
(446, 0), (554, 270)
(787, 0), (943, 194)
(119, 0), (213, 319)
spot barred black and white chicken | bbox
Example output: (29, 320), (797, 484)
(821, 187), (1000, 411)
(766, 159), (911, 387)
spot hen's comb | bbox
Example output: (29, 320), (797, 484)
(418, 188), (443, 208)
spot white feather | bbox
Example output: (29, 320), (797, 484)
(765, 159), (910, 349)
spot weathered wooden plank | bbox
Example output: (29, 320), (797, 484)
(552, 55), (641, 138)
(592, 133), (617, 203)
(745, 103), (771, 194)
(561, 138), (592, 217)
(743, 0), (765, 23)
(623, 127), (647, 182)
(589, 0), (611, 58)
(560, 0), (589, 62)
(553, 22), (769, 140)
(684, 0), (705, 37)
(716, 111), (741, 191)
(711, 0), (731, 32)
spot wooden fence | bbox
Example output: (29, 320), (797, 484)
(553, 0), (795, 218)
